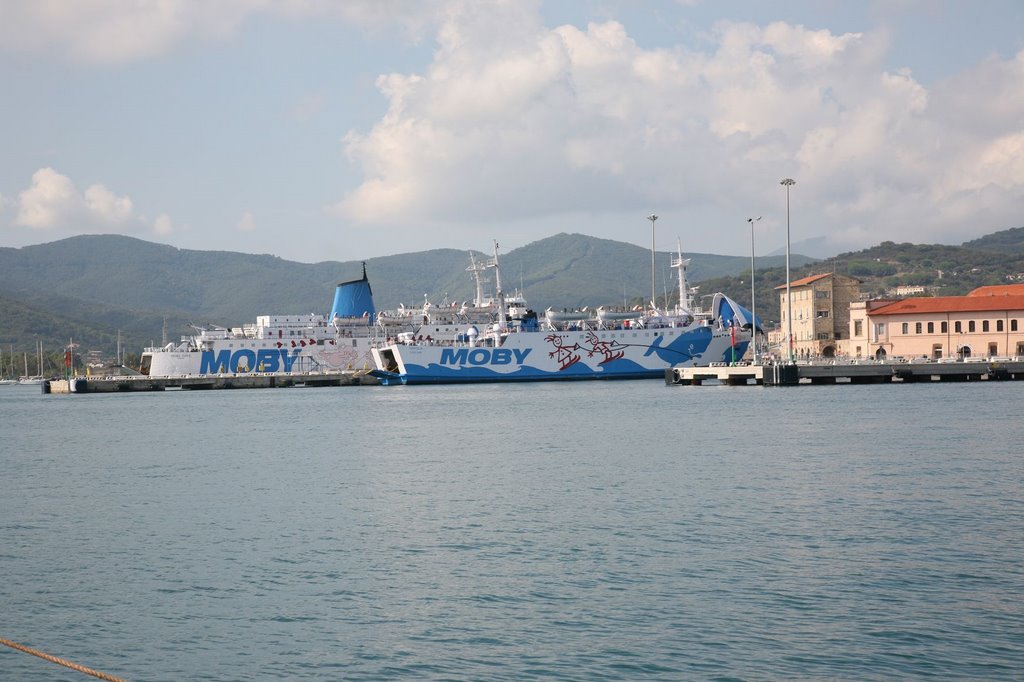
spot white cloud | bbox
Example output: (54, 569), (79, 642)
(332, 7), (1024, 253)
(236, 211), (256, 232)
(3, 2), (1022, 255)
(0, 0), (445, 64)
(153, 213), (174, 235)
(12, 167), (147, 234)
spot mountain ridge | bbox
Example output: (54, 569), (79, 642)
(4, 226), (1023, 358)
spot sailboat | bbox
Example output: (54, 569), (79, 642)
(0, 347), (16, 385)
(18, 341), (45, 385)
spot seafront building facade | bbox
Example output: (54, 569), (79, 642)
(856, 284), (1024, 360)
(774, 273), (861, 358)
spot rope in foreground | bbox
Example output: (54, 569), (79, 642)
(0, 636), (129, 682)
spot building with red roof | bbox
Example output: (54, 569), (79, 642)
(843, 285), (1024, 360)
(772, 272), (861, 359)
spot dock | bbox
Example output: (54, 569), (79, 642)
(44, 370), (377, 394)
(666, 358), (1024, 386)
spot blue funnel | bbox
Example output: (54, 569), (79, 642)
(329, 263), (376, 323)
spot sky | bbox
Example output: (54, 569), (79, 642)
(1, 0), (1022, 263)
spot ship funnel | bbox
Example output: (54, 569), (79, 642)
(329, 262), (376, 323)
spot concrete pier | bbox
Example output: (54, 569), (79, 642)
(666, 358), (1024, 386)
(43, 370), (377, 394)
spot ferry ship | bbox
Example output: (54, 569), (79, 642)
(371, 242), (757, 385)
(139, 263), (527, 378)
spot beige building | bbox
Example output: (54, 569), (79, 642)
(855, 284), (1024, 360)
(775, 273), (861, 359)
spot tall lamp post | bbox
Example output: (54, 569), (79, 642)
(780, 178), (796, 363)
(647, 214), (658, 311)
(747, 216), (762, 364)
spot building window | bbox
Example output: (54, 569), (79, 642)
(997, 319), (1004, 332)
(927, 322), (934, 333)
(854, 320), (863, 336)
(876, 323), (886, 337)
(1012, 319), (1019, 332)
(969, 321), (976, 333)
(941, 321), (948, 333)
(816, 291), (830, 299)
(817, 310), (830, 318)
(915, 322), (922, 334)
(902, 322), (909, 334)
(955, 321), (962, 333)
(982, 320), (990, 332)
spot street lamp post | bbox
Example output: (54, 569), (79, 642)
(747, 216), (762, 364)
(780, 178), (796, 363)
(647, 214), (658, 311)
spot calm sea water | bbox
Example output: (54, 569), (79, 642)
(2, 380), (1022, 680)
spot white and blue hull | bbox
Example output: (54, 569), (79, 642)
(372, 325), (751, 385)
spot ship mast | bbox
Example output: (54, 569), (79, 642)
(671, 237), (693, 314)
(490, 240), (508, 331)
(467, 252), (488, 307)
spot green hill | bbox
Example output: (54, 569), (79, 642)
(961, 226), (1024, 254)
(7, 227), (1023, 358)
(0, 233), (813, 358)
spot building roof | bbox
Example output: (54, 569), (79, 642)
(869, 295), (1024, 316)
(774, 272), (832, 290)
(967, 283), (1024, 297)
